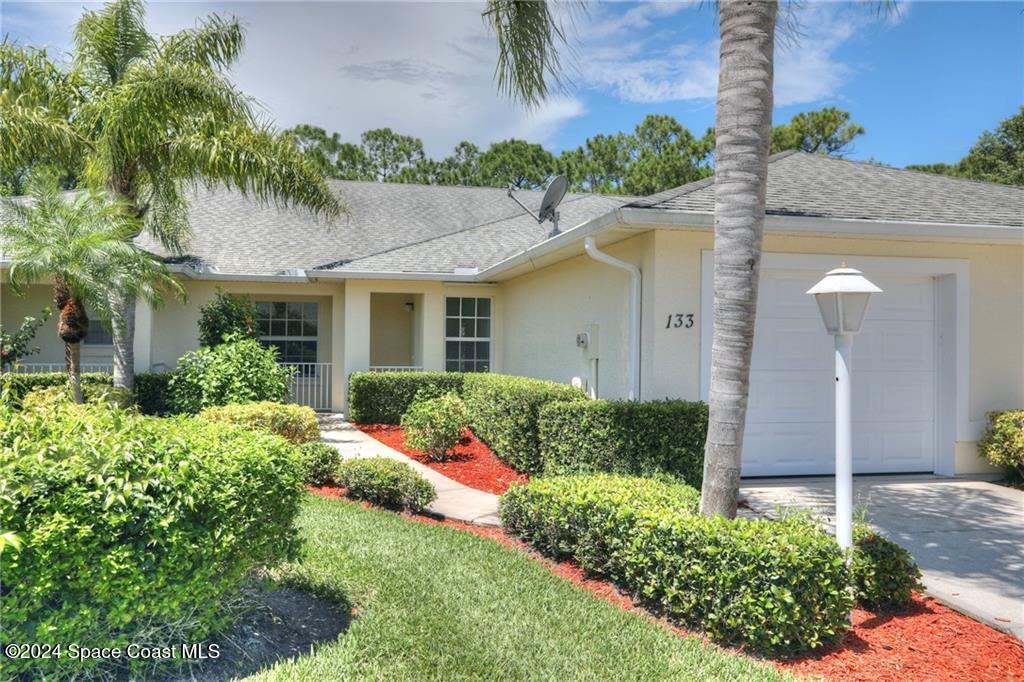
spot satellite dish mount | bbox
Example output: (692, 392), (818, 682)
(508, 175), (569, 239)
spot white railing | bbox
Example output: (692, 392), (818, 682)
(369, 365), (424, 372)
(10, 363), (114, 374)
(280, 362), (332, 412)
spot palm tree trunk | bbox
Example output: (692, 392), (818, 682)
(112, 290), (136, 390)
(66, 341), (83, 404)
(700, 0), (777, 519)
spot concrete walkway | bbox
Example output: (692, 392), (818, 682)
(740, 475), (1024, 640)
(319, 415), (501, 526)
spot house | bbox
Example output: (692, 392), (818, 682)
(2, 151), (1022, 477)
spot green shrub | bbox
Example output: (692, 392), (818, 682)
(0, 371), (112, 407)
(401, 392), (468, 461)
(199, 401), (320, 444)
(198, 288), (259, 347)
(337, 457), (437, 512)
(348, 371), (465, 423)
(539, 399), (707, 488)
(501, 475), (852, 655)
(299, 441), (343, 486)
(169, 335), (294, 414)
(462, 373), (586, 473)
(21, 384), (134, 411)
(135, 371), (175, 415)
(851, 523), (923, 610)
(978, 410), (1024, 479)
(0, 402), (303, 679)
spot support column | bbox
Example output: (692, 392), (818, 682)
(133, 298), (153, 373)
(330, 285), (345, 413)
(421, 288), (444, 371)
(342, 283), (371, 413)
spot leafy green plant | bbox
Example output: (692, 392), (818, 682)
(21, 384), (134, 411)
(348, 371), (466, 423)
(461, 373), (586, 473)
(0, 371), (113, 408)
(0, 308), (51, 371)
(134, 371), (174, 415)
(199, 401), (319, 444)
(401, 392), (468, 461)
(298, 442), (342, 486)
(978, 410), (1024, 479)
(0, 401), (303, 679)
(501, 474), (853, 655)
(198, 288), (260, 347)
(337, 457), (437, 512)
(539, 399), (708, 487)
(169, 334), (294, 414)
(851, 523), (923, 610)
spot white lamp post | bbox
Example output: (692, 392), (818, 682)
(806, 265), (881, 553)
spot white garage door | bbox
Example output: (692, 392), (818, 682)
(742, 270), (936, 477)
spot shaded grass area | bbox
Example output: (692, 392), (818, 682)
(248, 495), (789, 681)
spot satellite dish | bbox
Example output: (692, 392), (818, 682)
(507, 175), (569, 238)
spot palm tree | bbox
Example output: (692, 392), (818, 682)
(485, 0), (775, 518)
(0, 0), (342, 390)
(1, 176), (183, 402)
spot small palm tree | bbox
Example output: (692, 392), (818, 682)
(1, 176), (183, 402)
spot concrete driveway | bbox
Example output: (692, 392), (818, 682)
(740, 476), (1024, 640)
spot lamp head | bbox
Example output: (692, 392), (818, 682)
(806, 266), (882, 335)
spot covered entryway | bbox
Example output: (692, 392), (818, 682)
(700, 252), (967, 478)
(369, 292), (424, 371)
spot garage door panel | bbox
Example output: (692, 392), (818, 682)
(747, 370), (832, 422)
(757, 274), (821, 319)
(751, 318), (832, 370)
(854, 320), (935, 371)
(853, 423), (934, 472)
(854, 371), (934, 422)
(742, 422), (833, 476)
(864, 278), (934, 321)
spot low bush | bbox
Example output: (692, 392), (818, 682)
(169, 335), (294, 414)
(21, 384), (134, 411)
(135, 371), (175, 415)
(337, 457), (437, 512)
(199, 401), (320, 444)
(851, 523), (923, 610)
(348, 371), (465, 424)
(0, 402), (303, 679)
(401, 392), (468, 461)
(539, 399), (708, 488)
(0, 371), (112, 407)
(501, 474), (852, 655)
(299, 441), (343, 486)
(978, 410), (1024, 479)
(198, 288), (260, 347)
(462, 373), (586, 473)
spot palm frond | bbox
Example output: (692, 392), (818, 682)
(0, 104), (91, 172)
(158, 13), (246, 71)
(483, 0), (582, 108)
(73, 0), (153, 86)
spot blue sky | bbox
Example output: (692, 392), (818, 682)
(2, 1), (1021, 167)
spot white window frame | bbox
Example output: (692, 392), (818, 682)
(444, 296), (493, 373)
(255, 300), (320, 364)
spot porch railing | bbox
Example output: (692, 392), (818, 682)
(280, 362), (332, 412)
(369, 365), (424, 372)
(9, 363), (114, 374)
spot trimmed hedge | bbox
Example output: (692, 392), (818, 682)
(539, 399), (707, 488)
(401, 392), (468, 461)
(348, 371), (465, 423)
(337, 456), (437, 512)
(501, 475), (853, 655)
(462, 373), (586, 473)
(298, 441), (343, 486)
(852, 523), (923, 610)
(0, 402), (304, 679)
(22, 384), (134, 411)
(0, 371), (112, 407)
(199, 401), (320, 444)
(135, 371), (175, 415)
(978, 410), (1024, 479)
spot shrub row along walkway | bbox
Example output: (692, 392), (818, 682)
(319, 415), (501, 526)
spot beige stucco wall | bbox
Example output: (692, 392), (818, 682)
(498, 227), (1022, 476)
(369, 292), (418, 367)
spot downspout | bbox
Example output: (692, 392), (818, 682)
(583, 236), (641, 400)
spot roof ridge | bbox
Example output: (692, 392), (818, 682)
(313, 193), (608, 270)
(793, 151), (1024, 192)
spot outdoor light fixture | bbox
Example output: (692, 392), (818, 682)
(807, 265), (881, 555)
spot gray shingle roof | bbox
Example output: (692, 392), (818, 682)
(627, 151), (1024, 228)
(135, 181), (632, 276)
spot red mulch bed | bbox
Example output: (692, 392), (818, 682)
(306, 488), (1024, 681)
(353, 423), (528, 494)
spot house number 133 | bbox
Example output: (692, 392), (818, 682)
(665, 313), (695, 329)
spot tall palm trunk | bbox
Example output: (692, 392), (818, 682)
(55, 277), (89, 404)
(112, 290), (136, 390)
(700, 0), (777, 518)
(65, 341), (83, 403)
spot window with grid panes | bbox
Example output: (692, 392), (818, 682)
(444, 297), (491, 372)
(255, 301), (319, 364)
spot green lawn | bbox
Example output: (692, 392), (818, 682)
(248, 494), (791, 681)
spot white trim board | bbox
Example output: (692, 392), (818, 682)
(700, 250), (970, 477)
